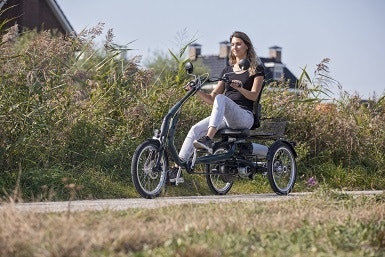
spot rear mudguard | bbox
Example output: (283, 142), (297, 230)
(266, 140), (297, 161)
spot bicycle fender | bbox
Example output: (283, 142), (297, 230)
(137, 138), (169, 165)
(266, 139), (297, 160)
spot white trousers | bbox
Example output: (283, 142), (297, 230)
(178, 94), (253, 161)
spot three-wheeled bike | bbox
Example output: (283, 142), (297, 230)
(131, 59), (297, 199)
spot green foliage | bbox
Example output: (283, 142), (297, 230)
(1, 25), (131, 169)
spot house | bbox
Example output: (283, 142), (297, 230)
(0, 0), (73, 34)
(188, 42), (298, 88)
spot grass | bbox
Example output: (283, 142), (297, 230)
(1, 189), (384, 256)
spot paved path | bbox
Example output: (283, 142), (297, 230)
(1, 190), (383, 213)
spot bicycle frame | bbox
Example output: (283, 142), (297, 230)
(152, 72), (238, 174)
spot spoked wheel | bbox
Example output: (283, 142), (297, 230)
(131, 140), (168, 199)
(206, 145), (234, 195)
(267, 141), (297, 195)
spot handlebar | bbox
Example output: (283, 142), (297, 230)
(185, 73), (231, 92)
(207, 76), (230, 83)
(186, 74), (231, 92)
(184, 58), (250, 86)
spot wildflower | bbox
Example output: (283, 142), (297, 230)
(306, 177), (318, 187)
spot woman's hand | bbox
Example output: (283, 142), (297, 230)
(230, 80), (242, 89)
(184, 81), (195, 91)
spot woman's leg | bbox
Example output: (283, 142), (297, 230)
(209, 94), (254, 133)
(179, 117), (227, 161)
(194, 94), (254, 150)
(178, 117), (209, 161)
(171, 118), (214, 183)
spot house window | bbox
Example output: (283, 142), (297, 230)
(273, 66), (284, 81)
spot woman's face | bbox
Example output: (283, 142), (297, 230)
(231, 37), (248, 59)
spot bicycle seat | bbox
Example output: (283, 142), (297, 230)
(217, 128), (250, 138)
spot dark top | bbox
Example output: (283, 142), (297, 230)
(220, 64), (265, 111)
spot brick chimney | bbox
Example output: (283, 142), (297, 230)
(219, 41), (230, 58)
(188, 43), (202, 61)
(269, 46), (282, 63)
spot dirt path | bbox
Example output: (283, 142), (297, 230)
(2, 191), (383, 213)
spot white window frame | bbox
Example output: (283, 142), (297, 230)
(265, 62), (285, 81)
(273, 65), (284, 81)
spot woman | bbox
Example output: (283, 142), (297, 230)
(170, 31), (265, 183)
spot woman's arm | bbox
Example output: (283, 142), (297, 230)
(196, 80), (225, 105)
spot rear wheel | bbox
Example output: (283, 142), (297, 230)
(206, 145), (234, 195)
(131, 140), (168, 199)
(267, 141), (296, 195)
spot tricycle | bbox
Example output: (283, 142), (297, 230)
(131, 59), (297, 199)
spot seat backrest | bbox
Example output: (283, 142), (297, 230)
(250, 81), (265, 129)
(250, 103), (261, 129)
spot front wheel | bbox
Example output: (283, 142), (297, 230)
(267, 141), (297, 195)
(131, 140), (168, 199)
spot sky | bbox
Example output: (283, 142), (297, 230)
(56, 0), (385, 99)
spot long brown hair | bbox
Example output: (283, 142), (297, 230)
(229, 31), (261, 75)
